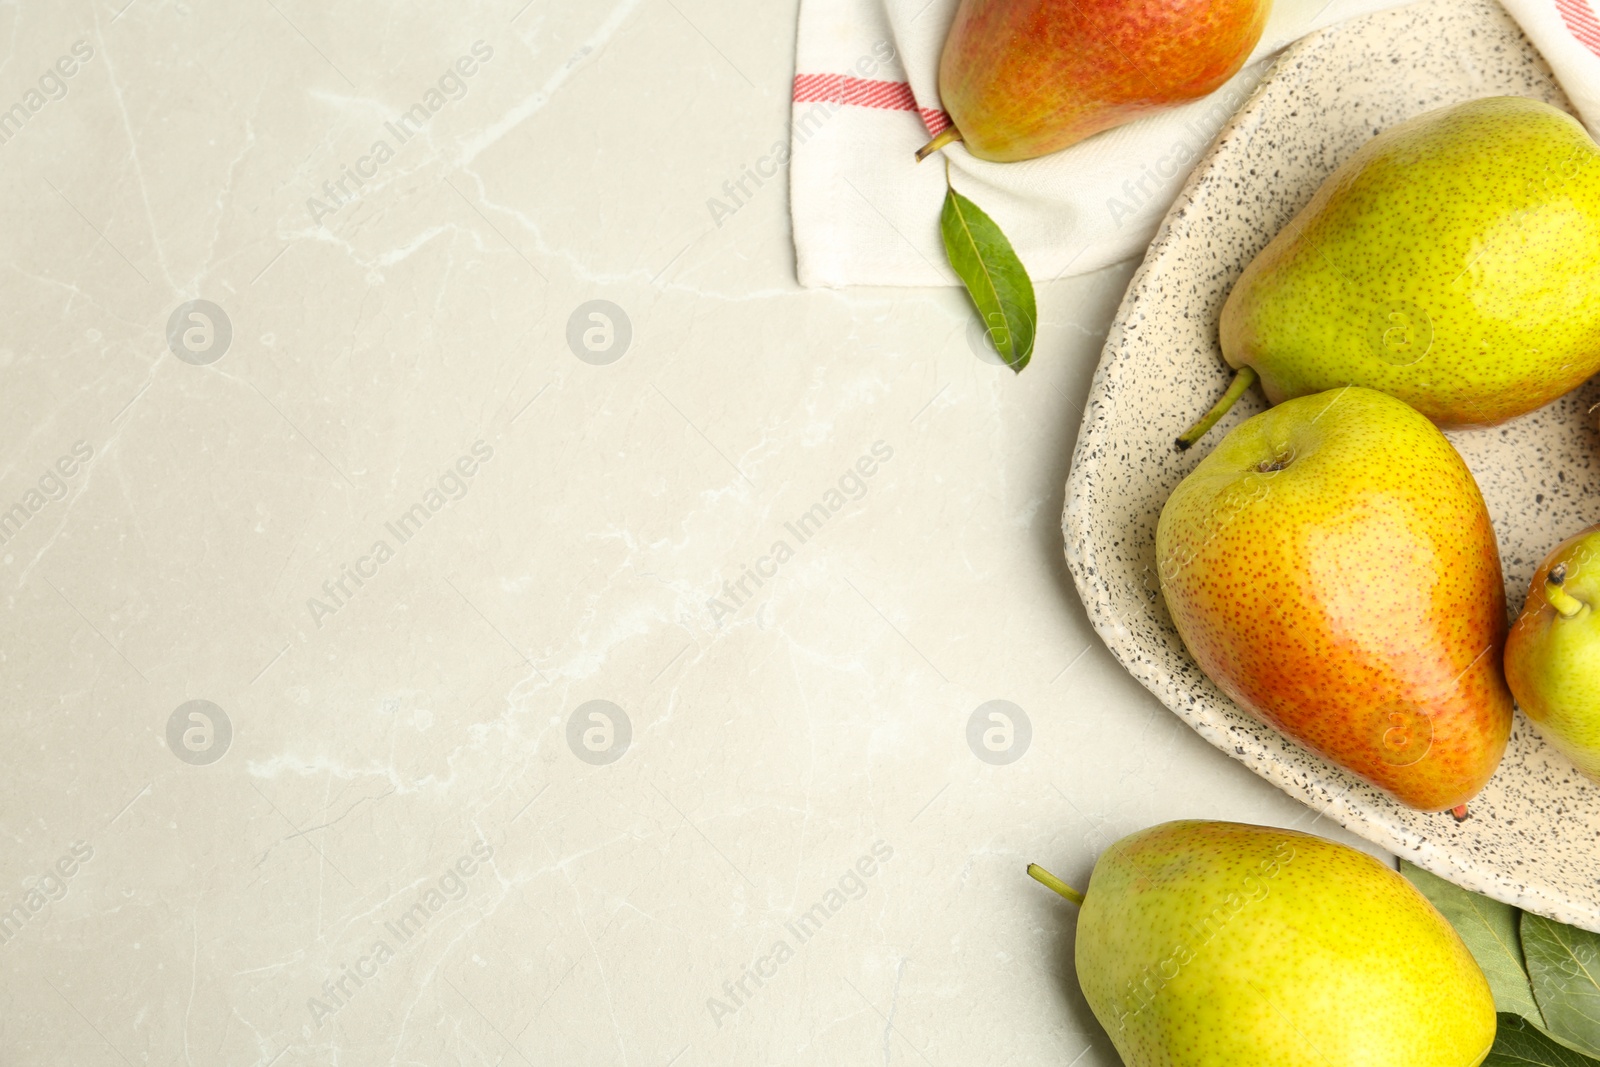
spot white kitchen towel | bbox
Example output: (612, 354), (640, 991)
(788, 0), (1600, 288)
(1499, 0), (1600, 119)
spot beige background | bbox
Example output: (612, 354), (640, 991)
(0, 2), (1383, 1064)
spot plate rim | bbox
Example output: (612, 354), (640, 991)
(1060, 0), (1597, 927)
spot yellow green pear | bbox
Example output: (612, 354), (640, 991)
(1182, 96), (1600, 448)
(1030, 821), (1496, 1067)
(1505, 526), (1600, 781)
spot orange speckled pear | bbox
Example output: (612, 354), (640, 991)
(1156, 387), (1512, 811)
(1209, 96), (1600, 438)
(925, 0), (1271, 163)
(1042, 821), (1496, 1067)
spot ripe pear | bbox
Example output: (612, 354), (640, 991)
(1157, 387), (1512, 812)
(1186, 96), (1600, 447)
(1030, 821), (1497, 1067)
(919, 0), (1271, 163)
(1505, 527), (1600, 782)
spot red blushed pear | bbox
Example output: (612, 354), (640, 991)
(1505, 528), (1600, 783)
(1156, 387), (1512, 813)
(919, 0), (1273, 164)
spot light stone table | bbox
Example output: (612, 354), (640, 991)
(0, 2), (1388, 1065)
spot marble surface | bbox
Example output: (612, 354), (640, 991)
(0, 2), (1385, 1065)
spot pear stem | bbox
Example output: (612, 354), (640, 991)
(1176, 366), (1259, 451)
(1546, 562), (1588, 619)
(915, 127), (964, 163)
(1027, 863), (1085, 906)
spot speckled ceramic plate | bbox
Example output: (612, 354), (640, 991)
(1063, 0), (1600, 927)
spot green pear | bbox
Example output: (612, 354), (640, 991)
(1031, 821), (1496, 1067)
(1505, 526), (1600, 781)
(1181, 96), (1600, 448)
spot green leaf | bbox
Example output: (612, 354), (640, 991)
(1400, 861), (1544, 1026)
(1524, 912), (1600, 1056)
(939, 172), (1036, 374)
(1486, 1013), (1600, 1066)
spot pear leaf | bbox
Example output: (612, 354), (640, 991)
(1400, 861), (1543, 1026)
(1486, 1012), (1600, 1066)
(1523, 912), (1600, 1056)
(939, 171), (1036, 374)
